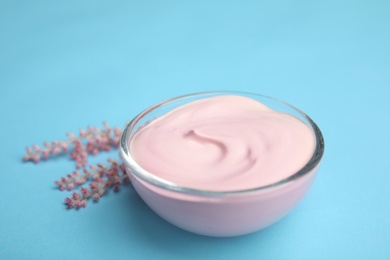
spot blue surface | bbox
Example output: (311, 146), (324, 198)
(1, 0), (389, 259)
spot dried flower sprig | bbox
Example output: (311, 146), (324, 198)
(60, 158), (131, 209)
(23, 122), (131, 209)
(23, 122), (122, 168)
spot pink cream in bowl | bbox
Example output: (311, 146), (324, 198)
(120, 92), (324, 237)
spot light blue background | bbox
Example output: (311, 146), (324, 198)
(1, 1), (389, 259)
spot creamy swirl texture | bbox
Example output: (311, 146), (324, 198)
(130, 95), (315, 191)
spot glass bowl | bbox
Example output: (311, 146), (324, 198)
(120, 91), (325, 237)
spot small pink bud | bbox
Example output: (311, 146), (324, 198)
(42, 151), (49, 160)
(90, 182), (98, 191)
(67, 183), (74, 191)
(107, 158), (114, 163)
(93, 193), (100, 201)
(80, 200), (87, 207)
(75, 178), (85, 185)
(52, 148), (61, 155)
(81, 187), (90, 197)
(61, 143), (68, 152)
(65, 198), (75, 209)
(79, 128), (86, 137)
(72, 193), (80, 200)
(114, 127), (122, 136)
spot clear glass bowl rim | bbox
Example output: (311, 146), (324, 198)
(120, 91), (325, 197)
